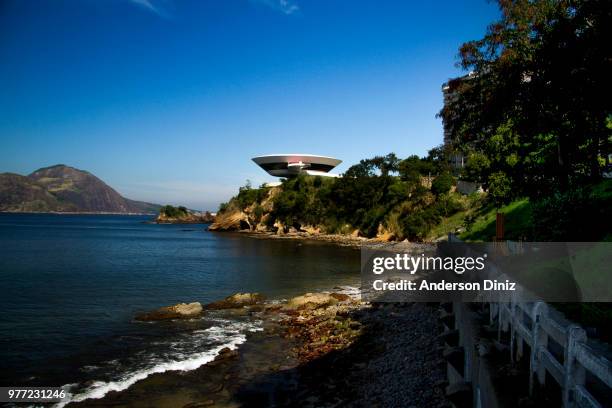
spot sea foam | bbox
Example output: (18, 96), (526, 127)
(55, 319), (261, 407)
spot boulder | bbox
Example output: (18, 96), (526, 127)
(301, 225), (321, 235)
(135, 302), (203, 321)
(255, 221), (269, 232)
(376, 223), (395, 242)
(285, 293), (338, 310)
(302, 225), (321, 235)
(273, 220), (285, 235)
(217, 347), (239, 359)
(205, 293), (266, 310)
(330, 292), (351, 302)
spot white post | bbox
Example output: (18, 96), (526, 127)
(530, 302), (548, 395)
(510, 295), (518, 362)
(563, 325), (587, 407)
(490, 302), (497, 325)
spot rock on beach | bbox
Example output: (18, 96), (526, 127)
(135, 302), (203, 321)
(284, 292), (350, 310)
(204, 293), (266, 310)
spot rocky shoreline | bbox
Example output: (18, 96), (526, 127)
(215, 228), (438, 253)
(155, 212), (215, 224)
(67, 290), (449, 408)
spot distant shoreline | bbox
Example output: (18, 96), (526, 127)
(0, 211), (157, 216)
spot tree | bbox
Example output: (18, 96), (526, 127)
(399, 155), (424, 185)
(463, 151), (490, 183)
(344, 153), (400, 178)
(426, 144), (453, 174)
(487, 171), (512, 208)
(439, 0), (612, 197)
(431, 172), (454, 196)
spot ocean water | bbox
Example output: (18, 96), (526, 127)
(0, 214), (360, 404)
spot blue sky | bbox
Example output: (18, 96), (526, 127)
(0, 0), (499, 210)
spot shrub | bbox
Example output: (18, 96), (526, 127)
(318, 214), (355, 235)
(400, 207), (441, 241)
(359, 206), (386, 238)
(431, 172), (454, 195)
(235, 180), (267, 210)
(435, 193), (464, 217)
(463, 213), (477, 232)
(385, 209), (405, 240)
(531, 182), (612, 240)
(252, 204), (264, 222)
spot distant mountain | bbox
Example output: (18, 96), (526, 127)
(0, 164), (160, 214)
(0, 173), (68, 212)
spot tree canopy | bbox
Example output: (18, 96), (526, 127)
(440, 0), (611, 198)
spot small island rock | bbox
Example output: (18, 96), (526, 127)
(155, 205), (215, 224)
(135, 302), (203, 321)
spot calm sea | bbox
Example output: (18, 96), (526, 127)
(0, 213), (360, 403)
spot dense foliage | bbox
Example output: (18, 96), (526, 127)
(439, 0), (611, 238)
(431, 172), (454, 196)
(531, 180), (612, 241)
(217, 1), (611, 242)
(219, 152), (466, 241)
(441, 0), (610, 191)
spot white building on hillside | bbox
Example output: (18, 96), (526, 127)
(252, 154), (342, 178)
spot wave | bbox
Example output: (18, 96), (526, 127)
(55, 319), (261, 407)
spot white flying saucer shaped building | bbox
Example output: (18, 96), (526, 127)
(252, 154), (342, 178)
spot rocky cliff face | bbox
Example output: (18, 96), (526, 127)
(209, 185), (395, 241)
(208, 209), (253, 231)
(0, 164), (160, 213)
(209, 186), (279, 232)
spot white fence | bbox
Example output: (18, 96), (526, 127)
(492, 298), (611, 407)
(448, 234), (611, 407)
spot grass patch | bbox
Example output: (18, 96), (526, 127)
(426, 193), (478, 240)
(590, 178), (612, 198)
(460, 198), (532, 242)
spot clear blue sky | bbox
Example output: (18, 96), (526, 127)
(0, 0), (499, 210)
